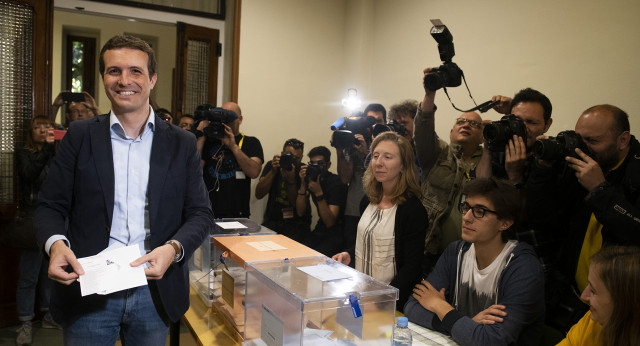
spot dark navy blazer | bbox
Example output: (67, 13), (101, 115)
(35, 114), (214, 323)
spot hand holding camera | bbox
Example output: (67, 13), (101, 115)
(46, 127), (56, 143)
(193, 104), (238, 141)
(272, 154), (281, 170)
(504, 135), (527, 184)
(220, 123), (236, 148)
(565, 149), (606, 191)
(491, 95), (512, 115)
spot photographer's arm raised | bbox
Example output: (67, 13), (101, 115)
(414, 68), (440, 171)
(336, 148), (353, 185)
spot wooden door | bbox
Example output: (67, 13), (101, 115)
(172, 22), (220, 117)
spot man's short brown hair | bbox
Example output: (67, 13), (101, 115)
(99, 35), (156, 78)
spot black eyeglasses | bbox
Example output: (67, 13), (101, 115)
(284, 139), (304, 150)
(308, 160), (325, 167)
(455, 118), (482, 129)
(458, 201), (498, 219)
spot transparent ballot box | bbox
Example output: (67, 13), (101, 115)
(212, 235), (322, 342)
(189, 218), (275, 307)
(243, 256), (399, 346)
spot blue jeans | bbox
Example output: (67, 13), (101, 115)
(62, 285), (169, 346)
(16, 249), (52, 321)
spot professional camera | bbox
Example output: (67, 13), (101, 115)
(330, 115), (375, 149)
(279, 152), (298, 171)
(305, 163), (324, 184)
(424, 19), (463, 91)
(533, 130), (587, 161)
(372, 120), (407, 138)
(483, 114), (527, 152)
(193, 104), (238, 140)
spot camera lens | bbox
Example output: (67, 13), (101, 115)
(424, 72), (444, 91)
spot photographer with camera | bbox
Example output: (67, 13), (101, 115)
(196, 101), (264, 218)
(296, 146), (347, 256)
(476, 88), (553, 186)
(255, 138), (311, 241)
(525, 104), (640, 333)
(333, 113), (376, 260)
(51, 91), (100, 128)
(388, 100), (418, 144)
(415, 67), (484, 275)
(364, 103), (387, 125)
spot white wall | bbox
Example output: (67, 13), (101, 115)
(239, 0), (640, 223)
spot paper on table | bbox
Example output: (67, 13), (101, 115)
(215, 221), (247, 229)
(246, 241), (287, 251)
(297, 264), (352, 281)
(76, 245), (147, 296)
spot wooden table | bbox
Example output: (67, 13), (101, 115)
(182, 286), (240, 346)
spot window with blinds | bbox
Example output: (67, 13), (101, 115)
(0, 1), (34, 203)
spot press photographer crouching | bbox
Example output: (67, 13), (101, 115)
(296, 146), (347, 256)
(526, 104), (640, 333)
(195, 102), (264, 218)
(255, 138), (311, 242)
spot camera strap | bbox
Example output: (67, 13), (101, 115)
(441, 72), (499, 113)
(237, 132), (245, 149)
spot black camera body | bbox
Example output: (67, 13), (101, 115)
(483, 114), (527, 152)
(330, 115), (375, 149)
(305, 163), (323, 184)
(424, 20), (464, 91)
(533, 130), (587, 161)
(193, 104), (238, 140)
(372, 120), (407, 138)
(424, 62), (463, 92)
(279, 152), (298, 171)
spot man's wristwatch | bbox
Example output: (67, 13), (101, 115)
(165, 240), (182, 263)
(315, 194), (325, 201)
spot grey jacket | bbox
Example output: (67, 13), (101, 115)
(414, 106), (482, 256)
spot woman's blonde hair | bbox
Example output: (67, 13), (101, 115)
(592, 246), (640, 346)
(363, 132), (421, 205)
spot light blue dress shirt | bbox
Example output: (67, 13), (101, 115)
(108, 109), (155, 255)
(45, 109), (156, 257)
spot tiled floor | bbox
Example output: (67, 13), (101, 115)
(0, 319), (198, 346)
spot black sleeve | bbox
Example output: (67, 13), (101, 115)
(242, 136), (264, 162)
(391, 196), (429, 312)
(325, 175), (347, 208)
(16, 143), (55, 183)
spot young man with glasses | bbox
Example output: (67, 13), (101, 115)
(296, 146), (347, 256)
(414, 67), (485, 276)
(255, 138), (311, 241)
(405, 177), (545, 346)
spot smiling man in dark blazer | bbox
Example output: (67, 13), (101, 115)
(34, 35), (213, 345)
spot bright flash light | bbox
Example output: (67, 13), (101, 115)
(341, 88), (361, 112)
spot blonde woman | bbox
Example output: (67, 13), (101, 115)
(559, 246), (640, 346)
(333, 131), (428, 311)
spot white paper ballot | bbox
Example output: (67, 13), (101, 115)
(77, 245), (147, 296)
(216, 221), (247, 229)
(246, 241), (287, 251)
(297, 264), (352, 281)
